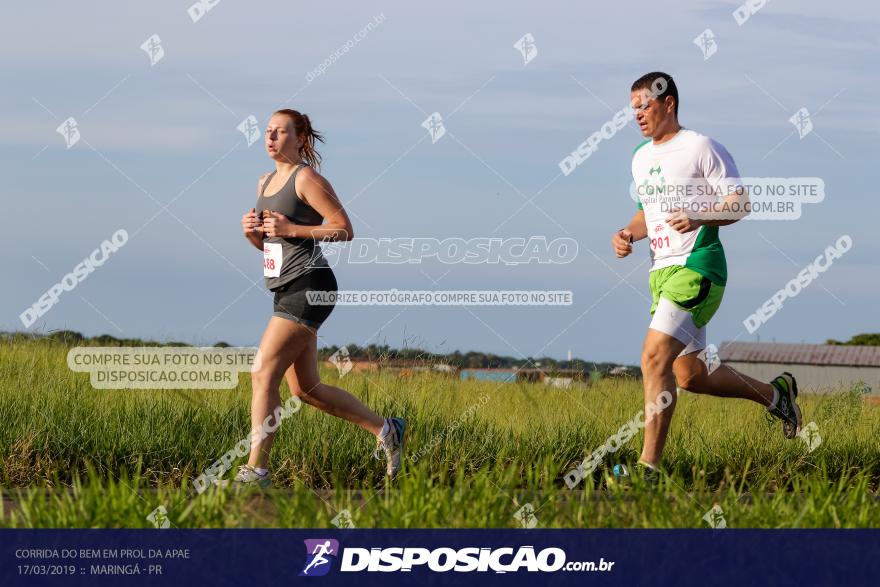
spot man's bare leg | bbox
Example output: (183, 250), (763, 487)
(639, 328), (685, 467)
(673, 352), (775, 405)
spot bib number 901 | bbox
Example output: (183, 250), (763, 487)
(649, 223), (682, 253)
(651, 236), (671, 250)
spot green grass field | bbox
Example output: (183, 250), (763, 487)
(1, 339), (878, 528)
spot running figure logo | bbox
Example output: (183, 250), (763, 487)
(702, 505), (727, 529)
(140, 34), (165, 66)
(421, 112), (446, 143)
(698, 343), (722, 375)
(307, 236), (344, 269)
(789, 107), (813, 139)
(513, 33), (538, 65)
(300, 539), (339, 577)
(692, 29), (717, 61)
(56, 117), (80, 149)
(237, 115), (261, 147)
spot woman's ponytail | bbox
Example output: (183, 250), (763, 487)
(273, 108), (324, 170)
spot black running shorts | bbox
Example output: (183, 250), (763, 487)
(271, 268), (337, 330)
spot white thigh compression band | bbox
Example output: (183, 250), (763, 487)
(649, 297), (706, 356)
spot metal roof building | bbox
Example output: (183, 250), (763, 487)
(718, 342), (879, 394)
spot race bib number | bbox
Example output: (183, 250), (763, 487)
(649, 221), (683, 253)
(263, 243), (282, 277)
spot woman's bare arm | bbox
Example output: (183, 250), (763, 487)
(261, 167), (354, 242)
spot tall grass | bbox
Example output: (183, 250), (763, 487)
(0, 339), (878, 527)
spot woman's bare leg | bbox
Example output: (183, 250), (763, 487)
(285, 335), (384, 435)
(247, 317), (312, 469)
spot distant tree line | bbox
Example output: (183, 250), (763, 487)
(21, 330), (880, 372)
(826, 333), (880, 346)
(317, 343), (633, 374)
(0, 330), (230, 348)
(0, 331), (631, 373)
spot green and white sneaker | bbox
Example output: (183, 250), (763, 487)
(768, 372), (802, 439)
(636, 462), (660, 487)
(374, 417), (406, 477)
(214, 465), (272, 489)
(605, 462), (659, 488)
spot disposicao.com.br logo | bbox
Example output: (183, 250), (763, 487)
(299, 540), (613, 575)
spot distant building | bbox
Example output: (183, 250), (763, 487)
(719, 342), (879, 394)
(347, 361), (379, 374)
(545, 377), (573, 389)
(323, 359), (458, 377)
(460, 368), (589, 385)
(461, 368), (518, 383)
(381, 360), (458, 377)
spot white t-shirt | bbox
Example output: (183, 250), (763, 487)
(631, 128), (741, 285)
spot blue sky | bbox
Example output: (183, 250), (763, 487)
(2, 1), (877, 364)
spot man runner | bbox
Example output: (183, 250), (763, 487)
(611, 72), (802, 482)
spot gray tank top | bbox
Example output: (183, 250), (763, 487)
(256, 164), (328, 290)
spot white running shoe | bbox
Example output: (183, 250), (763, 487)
(374, 417), (406, 477)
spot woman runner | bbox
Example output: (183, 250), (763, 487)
(231, 108), (405, 487)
